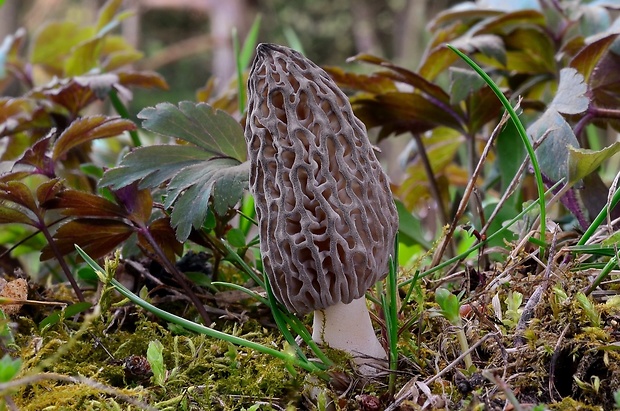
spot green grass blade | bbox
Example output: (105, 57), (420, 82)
(577, 186), (620, 246)
(108, 89), (141, 147)
(400, 180), (562, 287)
(76, 245), (324, 375)
(233, 14), (262, 114)
(239, 14), (262, 69)
(447, 44), (547, 255)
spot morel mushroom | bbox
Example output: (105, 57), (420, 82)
(245, 43), (399, 371)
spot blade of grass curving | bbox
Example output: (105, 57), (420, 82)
(76, 245), (325, 376)
(264, 276), (332, 368)
(220, 240), (265, 288)
(232, 28), (244, 113)
(400, 180), (562, 287)
(211, 281), (269, 305)
(283, 26), (305, 54)
(577, 186), (620, 246)
(219, 241), (332, 367)
(447, 44), (546, 254)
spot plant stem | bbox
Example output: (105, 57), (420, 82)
(108, 89), (142, 147)
(455, 324), (474, 370)
(138, 226), (212, 326)
(412, 132), (449, 227)
(38, 220), (84, 302)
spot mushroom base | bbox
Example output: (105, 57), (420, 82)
(312, 297), (387, 374)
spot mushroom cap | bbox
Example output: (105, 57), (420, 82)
(245, 43), (398, 314)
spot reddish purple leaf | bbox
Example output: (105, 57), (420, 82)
(52, 115), (136, 161)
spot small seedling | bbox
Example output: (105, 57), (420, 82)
(147, 340), (166, 387)
(0, 354), (21, 383)
(435, 288), (474, 371)
(503, 291), (523, 328)
(575, 292), (601, 328)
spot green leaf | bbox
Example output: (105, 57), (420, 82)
(527, 109), (580, 185)
(147, 340), (166, 386)
(168, 160), (249, 241)
(549, 68), (589, 115)
(138, 101), (247, 161)
(568, 142), (620, 184)
(30, 22), (94, 71)
(226, 228), (246, 248)
(64, 37), (104, 76)
(96, 0), (124, 32)
(101, 104), (251, 242)
(0, 354), (21, 383)
(100, 145), (212, 189)
(395, 200), (431, 249)
(435, 288), (461, 325)
(570, 33), (619, 82)
(53, 116), (136, 161)
(449, 67), (487, 105)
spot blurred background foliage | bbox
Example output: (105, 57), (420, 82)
(0, 0), (458, 114)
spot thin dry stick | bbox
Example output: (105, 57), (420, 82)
(385, 333), (498, 411)
(515, 226), (560, 346)
(431, 111), (510, 267)
(482, 371), (524, 411)
(548, 323), (570, 403)
(412, 132), (449, 227)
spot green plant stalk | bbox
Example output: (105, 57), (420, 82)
(37, 217), (85, 302)
(383, 245), (399, 394)
(577, 186), (620, 246)
(455, 322), (474, 370)
(108, 89), (141, 147)
(232, 28), (245, 114)
(447, 45), (547, 255)
(400, 180), (562, 287)
(220, 240), (265, 288)
(584, 253), (618, 297)
(264, 280), (332, 368)
(76, 246), (326, 376)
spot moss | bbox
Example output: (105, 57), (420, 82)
(10, 311), (306, 410)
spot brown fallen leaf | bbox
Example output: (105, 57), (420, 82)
(0, 278), (28, 315)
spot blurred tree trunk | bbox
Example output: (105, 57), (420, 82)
(0, 0), (18, 40)
(349, 0), (383, 56)
(137, 0), (253, 92)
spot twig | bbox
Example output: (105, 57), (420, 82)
(549, 323), (570, 403)
(431, 111), (510, 267)
(482, 371), (524, 411)
(386, 333), (497, 411)
(412, 132), (449, 227)
(515, 226), (559, 346)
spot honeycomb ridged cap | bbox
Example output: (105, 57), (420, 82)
(245, 43), (399, 314)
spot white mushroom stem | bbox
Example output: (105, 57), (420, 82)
(312, 296), (387, 372)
